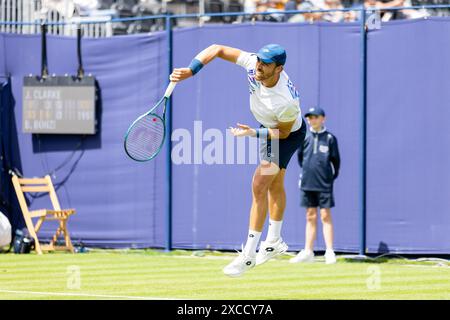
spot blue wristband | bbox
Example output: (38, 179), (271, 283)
(256, 128), (269, 139)
(188, 58), (204, 75)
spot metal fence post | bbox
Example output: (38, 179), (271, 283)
(359, 6), (367, 256)
(165, 14), (173, 252)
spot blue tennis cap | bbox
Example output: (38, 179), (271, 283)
(256, 44), (287, 66)
(305, 107), (326, 117)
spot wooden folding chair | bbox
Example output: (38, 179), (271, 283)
(11, 174), (76, 254)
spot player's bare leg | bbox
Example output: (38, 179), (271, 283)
(256, 169), (289, 265)
(268, 169), (286, 222)
(321, 208), (336, 264)
(223, 162), (278, 277)
(249, 162), (279, 230)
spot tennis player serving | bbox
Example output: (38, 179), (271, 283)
(170, 44), (306, 277)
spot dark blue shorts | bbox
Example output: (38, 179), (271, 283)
(259, 118), (306, 169)
(301, 190), (335, 209)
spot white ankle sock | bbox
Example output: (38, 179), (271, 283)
(243, 230), (261, 257)
(266, 219), (283, 242)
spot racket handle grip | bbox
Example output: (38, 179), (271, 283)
(164, 81), (177, 98)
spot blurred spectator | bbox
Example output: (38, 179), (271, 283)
(321, 0), (346, 22)
(273, 0), (290, 10)
(400, 0), (430, 19)
(255, 0), (289, 12)
(42, 0), (119, 18)
(286, 0), (352, 22)
(284, 0), (300, 11)
(285, 0), (322, 23)
(309, 0), (325, 8)
(364, 0), (405, 21)
(255, 0), (289, 21)
(74, 0), (118, 18)
(74, 0), (100, 14)
(365, 0), (405, 9)
(41, 0), (76, 18)
(244, 0), (258, 13)
(343, 0), (406, 22)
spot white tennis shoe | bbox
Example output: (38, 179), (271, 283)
(255, 238), (288, 266)
(324, 249), (337, 264)
(289, 249), (315, 263)
(223, 249), (256, 277)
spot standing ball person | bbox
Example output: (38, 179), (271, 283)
(170, 44), (306, 277)
(291, 107), (341, 265)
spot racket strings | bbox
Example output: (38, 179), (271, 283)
(125, 115), (165, 161)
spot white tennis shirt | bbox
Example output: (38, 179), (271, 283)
(236, 51), (302, 132)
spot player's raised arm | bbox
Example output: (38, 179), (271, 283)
(169, 44), (242, 82)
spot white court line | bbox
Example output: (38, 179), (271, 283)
(402, 264), (450, 269)
(170, 254), (309, 261)
(170, 255), (232, 260)
(0, 289), (180, 300)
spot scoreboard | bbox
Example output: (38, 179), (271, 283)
(22, 76), (96, 134)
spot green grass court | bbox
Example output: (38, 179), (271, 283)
(0, 250), (449, 300)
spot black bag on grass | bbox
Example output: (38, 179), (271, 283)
(13, 228), (35, 254)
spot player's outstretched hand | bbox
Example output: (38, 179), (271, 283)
(170, 68), (193, 82)
(229, 123), (256, 137)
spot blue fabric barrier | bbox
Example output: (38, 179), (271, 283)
(0, 32), (168, 248)
(366, 18), (450, 254)
(0, 80), (25, 232)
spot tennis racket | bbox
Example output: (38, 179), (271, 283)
(124, 81), (177, 162)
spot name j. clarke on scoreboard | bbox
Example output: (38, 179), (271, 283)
(24, 88), (61, 100)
